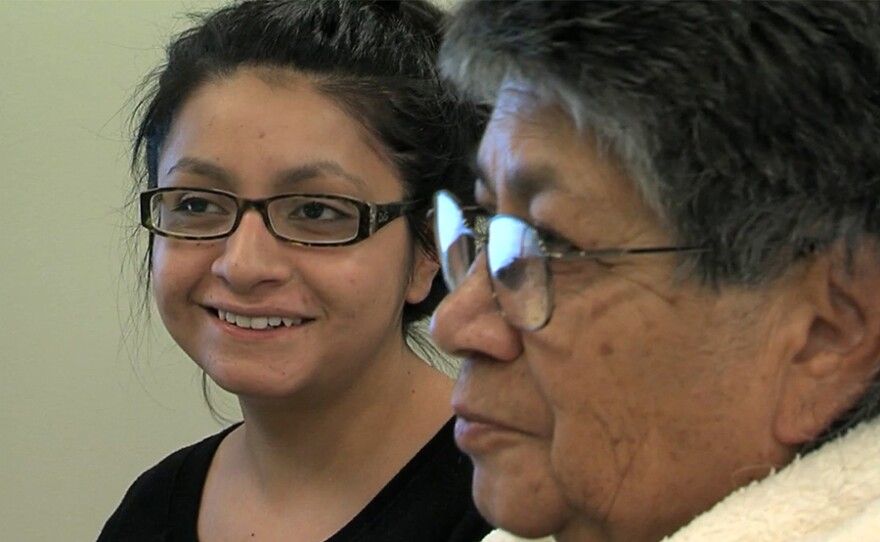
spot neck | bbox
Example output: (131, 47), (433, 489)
(230, 345), (454, 501)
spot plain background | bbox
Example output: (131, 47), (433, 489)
(1, 0), (463, 540)
(1, 1), (235, 540)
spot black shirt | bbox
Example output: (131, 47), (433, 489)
(97, 418), (490, 542)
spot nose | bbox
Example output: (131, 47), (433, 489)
(211, 210), (293, 293)
(430, 252), (523, 363)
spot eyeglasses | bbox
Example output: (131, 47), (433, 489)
(140, 187), (424, 246)
(433, 190), (706, 331)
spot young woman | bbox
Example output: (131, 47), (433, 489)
(98, 1), (488, 541)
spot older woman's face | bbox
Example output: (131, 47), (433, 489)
(431, 84), (796, 542)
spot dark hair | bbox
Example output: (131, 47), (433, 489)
(440, 1), (880, 449)
(131, 0), (484, 331)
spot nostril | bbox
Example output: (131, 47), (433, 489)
(210, 239), (292, 290)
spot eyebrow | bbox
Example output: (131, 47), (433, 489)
(166, 157), (234, 187)
(273, 161), (369, 193)
(473, 156), (562, 203)
(165, 157), (369, 193)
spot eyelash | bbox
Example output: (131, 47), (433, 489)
(536, 224), (618, 272)
(477, 203), (496, 216)
(537, 225), (580, 254)
(472, 197), (603, 262)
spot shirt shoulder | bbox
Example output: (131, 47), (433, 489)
(96, 425), (238, 542)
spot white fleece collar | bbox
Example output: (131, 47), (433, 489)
(482, 417), (880, 542)
(664, 417), (880, 542)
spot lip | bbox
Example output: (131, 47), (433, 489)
(452, 405), (525, 453)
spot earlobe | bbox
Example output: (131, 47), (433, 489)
(774, 244), (880, 446)
(405, 245), (440, 305)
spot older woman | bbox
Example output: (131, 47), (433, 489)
(429, 2), (880, 542)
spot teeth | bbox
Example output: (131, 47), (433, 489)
(217, 310), (304, 329)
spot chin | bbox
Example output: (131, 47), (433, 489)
(200, 358), (315, 400)
(471, 460), (571, 539)
(210, 378), (294, 399)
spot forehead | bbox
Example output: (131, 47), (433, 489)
(476, 83), (654, 229)
(156, 70), (402, 199)
(476, 83), (643, 215)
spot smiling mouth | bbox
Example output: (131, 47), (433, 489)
(216, 309), (311, 330)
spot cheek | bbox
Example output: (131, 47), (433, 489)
(312, 238), (414, 319)
(529, 284), (658, 427)
(538, 286), (775, 517)
(524, 284), (696, 504)
(150, 242), (176, 311)
(150, 240), (212, 320)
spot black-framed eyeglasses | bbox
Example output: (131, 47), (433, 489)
(433, 190), (707, 331)
(140, 187), (424, 246)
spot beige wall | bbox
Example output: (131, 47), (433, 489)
(0, 1), (230, 539)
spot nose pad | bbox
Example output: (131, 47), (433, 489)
(211, 210), (292, 291)
(430, 252), (523, 362)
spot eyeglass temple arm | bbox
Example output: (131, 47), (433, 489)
(548, 245), (707, 261)
(369, 200), (428, 233)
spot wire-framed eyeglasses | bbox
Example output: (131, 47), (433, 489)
(433, 190), (707, 331)
(140, 187), (425, 246)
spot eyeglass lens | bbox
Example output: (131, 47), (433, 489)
(487, 216), (551, 331)
(434, 191), (478, 290)
(434, 191), (551, 331)
(151, 190), (234, 236)
(148, 190), (361, 243)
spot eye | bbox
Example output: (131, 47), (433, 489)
(540, 227), (618, 273)
(290, 201), (347, 220)
(171, 193), (229, 214)
(295, 201), (340, 220)
(473, 193), (496, 215)
(538, 226), (579, 254)
(286, 197), (358, 222)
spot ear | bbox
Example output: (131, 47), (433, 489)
(405, 243), (440, 305)
(774, 242), (880, 446)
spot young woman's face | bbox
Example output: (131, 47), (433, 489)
(151, 69), (436, 402)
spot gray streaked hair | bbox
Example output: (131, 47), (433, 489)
(440, 0), (880, 287)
